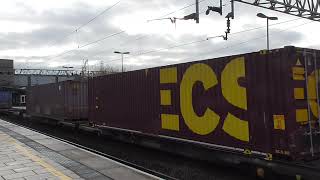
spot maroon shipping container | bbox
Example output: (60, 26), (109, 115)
(27, 80), (88, 121)
(89, 46), (320, 160)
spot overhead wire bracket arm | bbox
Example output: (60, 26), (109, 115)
(206, 0), (223, 15)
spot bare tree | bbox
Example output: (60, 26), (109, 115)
(97, 60), (121, 76)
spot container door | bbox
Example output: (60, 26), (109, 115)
(265, 50), (292, 159)
(303, 50), (320, 157)
(293, 49), (320, 158)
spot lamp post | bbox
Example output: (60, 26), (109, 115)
(114, 51), (130, 72)
(257, 13), (278, 50)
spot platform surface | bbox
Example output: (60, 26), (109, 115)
(0, 119), (159, 180)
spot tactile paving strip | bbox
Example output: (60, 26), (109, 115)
(0, 125), (112, 180)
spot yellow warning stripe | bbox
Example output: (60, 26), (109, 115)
(14, 144), (71, 180)
(7, 138), (72, 180)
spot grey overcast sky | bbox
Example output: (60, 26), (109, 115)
(1, 0), (319, 71)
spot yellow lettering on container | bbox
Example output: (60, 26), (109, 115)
(160, 90), (172, 105)
(259, 50), (267, 55)
(161, 114), (179, 131)
(244, 149), (252, 155)
(222, 113), (249, 142)
(265, 153), (273, 161)
(160, 67), (177, 84)
(220, 57), (249, 141)
(308, 70), (320, 118)
(273, 115), (285, 130)
(221, 57), (247, 110)
(292, 67), (305, 80)
(294, 88), (304, 100)
(296, 109), (308, 123)
(296, 59), (302, 66)
(180, 63), (220, 135)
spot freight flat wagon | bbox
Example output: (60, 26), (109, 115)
(89, 46), (320, 161)
(27, 80), (88, 122)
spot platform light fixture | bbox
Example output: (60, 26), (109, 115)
(257, 13), (278, 50)
(114, 51), (130, 73)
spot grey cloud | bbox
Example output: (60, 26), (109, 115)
(0, 26), (70, 50)
(16, 27), (304, 71)
(2, 0), (318, 71)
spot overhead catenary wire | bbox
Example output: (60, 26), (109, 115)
(98, 18), (312, 68)
(224, 21), (315, 51)
(37, 1), (311, 70)
(153, 19), (316, 69)
(184, 20), (315, 62)
(47, 31), (125, 61)
(89, 1), (285, 61)
(73, 18), (314, 71)
(155, 0), (208, 19)
(46, 1), (121, 47)
(40, 0), (210, 64)
(89, 3), (230, 60)
(97, 18), (313, 63)
(217, 18), (301, 37)
(76, 39), (211, 66)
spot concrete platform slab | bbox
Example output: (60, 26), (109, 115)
(59, 149), (97, 161)
(78, 157), (119, 170)
(100, 166), (154, 180)
(0, 119), (161, 180)
(44, 143), (76, 152)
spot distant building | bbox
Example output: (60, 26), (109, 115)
(0, 59), (14, 88)
(0, 59), (14, 108)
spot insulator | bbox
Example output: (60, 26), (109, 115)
(227, 18), (230, 28)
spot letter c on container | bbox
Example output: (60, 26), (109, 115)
(180, 63), (220, 135)
(221, 57), (249, 142)
(308, 70), (320, 118)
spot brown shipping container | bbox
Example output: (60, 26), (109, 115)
(27, 80), (88, 121)
(89, 46), (320, 160)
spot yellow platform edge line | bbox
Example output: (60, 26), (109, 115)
(12, 141), (72, 180)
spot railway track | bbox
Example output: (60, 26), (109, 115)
(1, 117), (177, 180)
(0, 113), (255, 180)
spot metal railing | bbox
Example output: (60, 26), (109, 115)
(14, 69), (110, 77)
